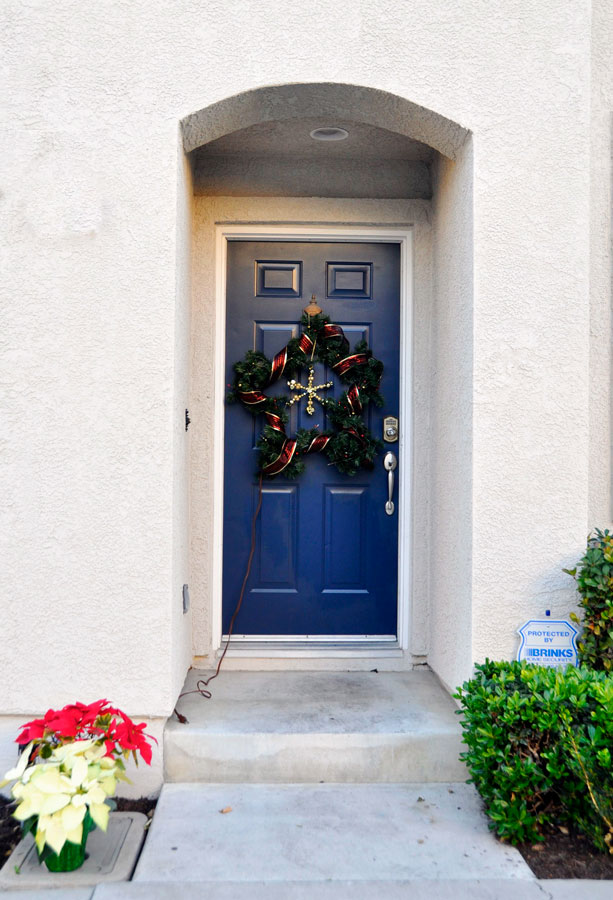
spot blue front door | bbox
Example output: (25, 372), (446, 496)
(223, 241), (400, 637)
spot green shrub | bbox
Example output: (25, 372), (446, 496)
(455, 660), (613, 851)
(564, 528), (613, 671)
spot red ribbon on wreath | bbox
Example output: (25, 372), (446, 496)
(238, 389), (268, 406)
(269, 348), (288, 384)
(242, 335), (313, 406)
(347, 384), (362, 415)
(262, 439), (297, 476)
(321, 323), (349, 352)
(261, 411), (331, 474)
(264, 412), (285, 432)
(232, 314), (382, 478)
(306, 433), (330, 454)
(332, 353), (369, 377)
(298, 333), (315, 356)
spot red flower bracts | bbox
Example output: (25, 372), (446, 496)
(17, 700), (155, 766)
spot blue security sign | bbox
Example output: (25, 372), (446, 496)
(517, 618), (579, 668)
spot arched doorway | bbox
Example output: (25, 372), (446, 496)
(183, 82), (473, 688)
(182, 82), (468, 158)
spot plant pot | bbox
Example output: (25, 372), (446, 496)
(42, 812), (95, 872)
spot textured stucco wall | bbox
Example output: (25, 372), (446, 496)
(1, 119), (185, 716)
(1, 0), (607, 740)
(193, 155), (432, 199)
(171, 144), (194, 704)
(428, 143), (474, 691)
(469, 23), (593, 674)
(588, 0), (613, 525)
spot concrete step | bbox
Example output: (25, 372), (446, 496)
(165, 670), (467, 783)
(130, 783), (533, 885)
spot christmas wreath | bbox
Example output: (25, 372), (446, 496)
(227, 310), (384, 478)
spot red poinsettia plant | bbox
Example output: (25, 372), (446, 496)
(17, 699), (156, 767)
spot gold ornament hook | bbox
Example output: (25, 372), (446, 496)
(303, 294), (322, 317)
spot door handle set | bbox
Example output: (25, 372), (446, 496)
(384, 451), (397, 516)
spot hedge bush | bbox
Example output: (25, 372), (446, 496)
(455, 660), (613, 851)
(564, 528), (613, 671)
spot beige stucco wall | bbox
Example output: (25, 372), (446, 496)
(428, 142), (474, 689)
(2, 0), (611, 792)
(589, 0), (613, 524)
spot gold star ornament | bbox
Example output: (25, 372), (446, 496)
(287, 366), (334, 415)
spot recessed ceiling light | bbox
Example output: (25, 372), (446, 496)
(309, 127), (349, 142)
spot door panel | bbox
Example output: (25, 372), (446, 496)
(255, 485), (298, 590)
(223, 241), (400, 637)
(324, 486), (367, 590)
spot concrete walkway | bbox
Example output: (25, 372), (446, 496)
(1, 780), (612, 898)
(132, 783), (530, 883)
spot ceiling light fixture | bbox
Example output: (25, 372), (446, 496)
(309, 127), (349, 142)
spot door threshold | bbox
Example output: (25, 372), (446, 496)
(216, 640), (404, 659)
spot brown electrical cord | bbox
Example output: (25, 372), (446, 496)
(173, 472), (264, 722)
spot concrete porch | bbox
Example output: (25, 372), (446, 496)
(165, 668), (466, 783)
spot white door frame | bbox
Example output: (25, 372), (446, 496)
(212, 224), (414, 657)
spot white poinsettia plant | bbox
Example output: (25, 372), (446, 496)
(1, 699), (154, 867)
(0, 738), (125, 857)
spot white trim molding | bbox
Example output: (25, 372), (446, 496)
(212, 224), (414, 659)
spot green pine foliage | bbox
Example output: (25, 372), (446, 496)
(231, 350), (275, 391)
(455, 660), (613, 851)
(564, 528), (613, 671)
(256, 426), (318, 480)
(229, 311), (384, 477)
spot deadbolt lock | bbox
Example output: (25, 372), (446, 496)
(383, 416), (399, 443)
